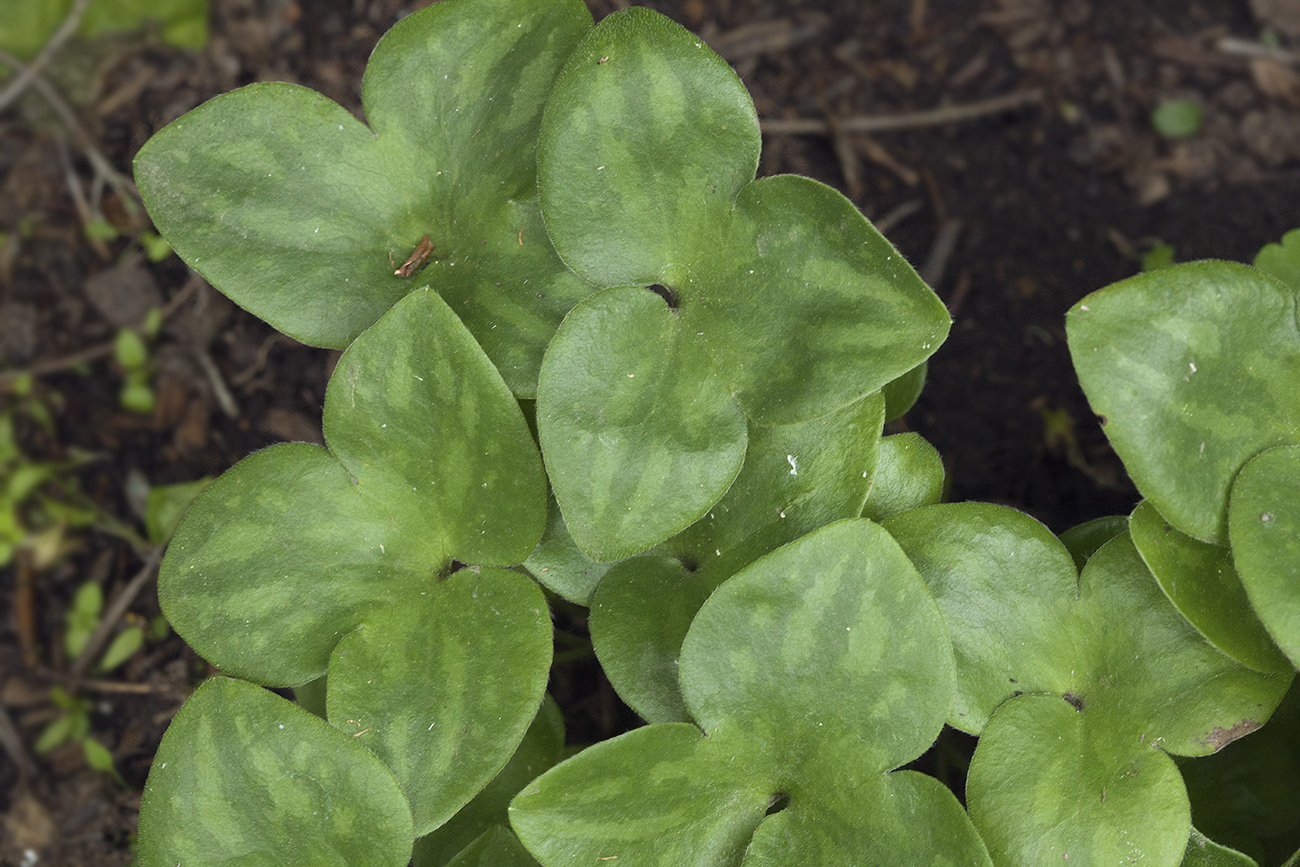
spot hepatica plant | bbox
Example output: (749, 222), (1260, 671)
(132, 0), (1300, 864)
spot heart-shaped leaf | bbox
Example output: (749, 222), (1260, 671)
(887, 504), (1291, 865)
(134, 0), (594, 395)
(1067, 260), (1300, 543)
(511, 520), (992, 866)
(137, 677), (414, 867)
(535, 9), (948, 557)
(537, 286), (748, 560)
(1229, 445), (1300, 667)
(1131, 499), (1289, 674)
(158, 289), (551, 834)
(589, 393), (884, 722)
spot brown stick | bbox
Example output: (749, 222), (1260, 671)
(0, 0), (90, 111)
(760, 89), (1042, 135)
(68, 545), (166, 685)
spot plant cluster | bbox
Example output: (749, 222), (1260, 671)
(129, 1), (1300, 864)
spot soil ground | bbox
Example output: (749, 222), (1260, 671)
(2, 0), (1299, 864)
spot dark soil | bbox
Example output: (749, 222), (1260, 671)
(2, 1), (1298, 864)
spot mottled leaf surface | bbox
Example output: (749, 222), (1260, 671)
(1067, 261), (1300, 543)
(512, 520), (991, 866)
(589, 394), (884, 722)
(158, 290), (550, 835)
(134, 0), (593, 394)
(414, 698), (564, 867)
(137, 678), (413, 867)
(536, 9), (947, 556)
(890, 516), (1292, 867)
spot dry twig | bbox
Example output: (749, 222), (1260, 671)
(0, 0), (91, 111)
(69, 544), (166, 685)
(760, 89), (1042, 135)
(0, 48), (140, 205)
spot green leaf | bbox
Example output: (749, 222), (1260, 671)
(862, 431), (944, 522)
(119, 379), (156, 414)
(443, 827), (540, 867)
(535, 9), (947, 554)
(948, 530), (1291, 866)
(1229, 445), (1300, 666)
(326, 569), (551, 835)
(1131, 499), (1290, 673)
(512, 520), (991, 866)
(134, 0), (593, 396)
(590, 394), (884, 722)
(1181, 828), (1258, 867)
(143, 476), (212, 545)
(160, 289), (545, 685)
(884, 503), (1078, 733)
(1152, 98), (1204, 139)
(414, 698), (563, 867)
(64, 581), (103, 659)
(1058, 514), (1129, 572)
(523, 492), (616, 606)
(82, 736), (121, 780)
(1144, 242), (1178, 272)
(1068, 260), (1300, 543)
(140, 231), (173, 263)
(294, 675), (328, 720)
(137, 677), (414, 867)
(537, 286), (747, 560)
(158, 289), (551, 835)
(33, 713), (76, 755)
(969, 693), (1191, 866)
(1255, 228), (1300, 293)
(113, 328), (149, 370)
(882, 360), (927, 422)
(6, 461), (52, 503)
(97, 626), (145, 672)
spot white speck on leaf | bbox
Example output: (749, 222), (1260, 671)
(787, 455), (798, 475)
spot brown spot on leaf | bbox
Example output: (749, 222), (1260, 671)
(1194, 719), (1261, 751)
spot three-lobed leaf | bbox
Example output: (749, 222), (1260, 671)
(535, 8), (949, 558)
(886, 504), (1291, 866)
(155, 289), (551, 838)
(511, 520), (991, 866)
(134, 0), (594, 395)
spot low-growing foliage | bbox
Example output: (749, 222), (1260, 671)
(130, 1), (1300, 865)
